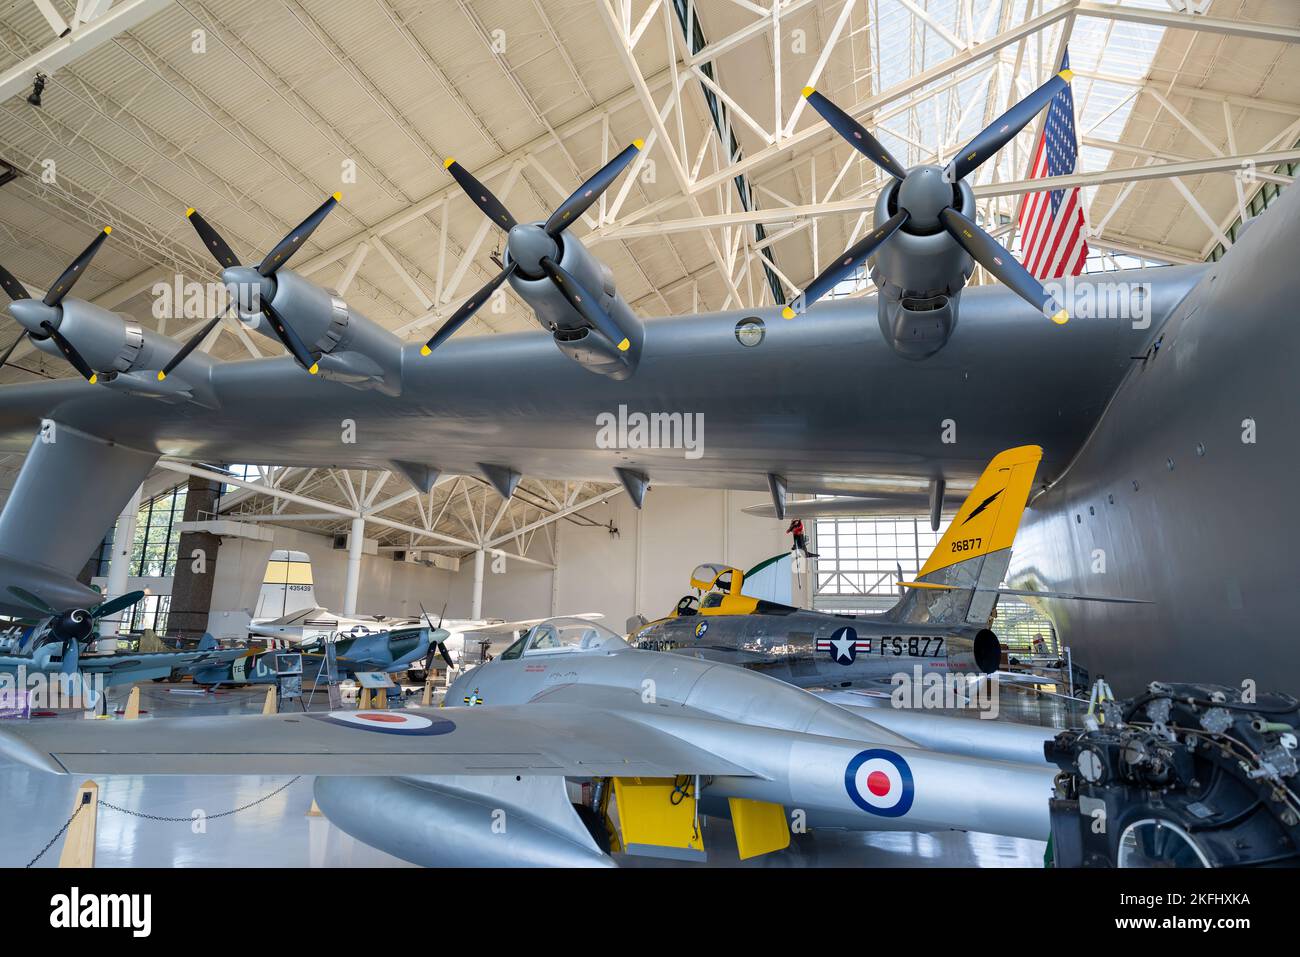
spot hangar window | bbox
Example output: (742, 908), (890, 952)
(810, 513), (1054, 655)
(91, 483), (188, 633)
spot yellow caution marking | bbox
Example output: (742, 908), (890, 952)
(332, 192), (342, 202)
(1058, 68), (1073, 83)
(781, 305), (795, 320)
(88, 374), (97, 384)
(102, 226), (112, 235)
(308, 362), (319, 375)
(632, 138), (644, 150)
(802, 86), (815, 98)
(443, 157), (456, 169)
(156, 371), (166, 381)
(1051, 308), (1069, 325)
(185, 207), (196, 217)
(617, 337), (630, 352)
(420, 344), (432, 356)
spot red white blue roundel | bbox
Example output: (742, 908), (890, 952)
(817, 626), (869, 665)
(845, 748), (914, 817)
(694, 620), (709, 640)
(309, 711), (456, 736)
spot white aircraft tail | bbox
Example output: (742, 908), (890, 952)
(254, 550), (317, 620)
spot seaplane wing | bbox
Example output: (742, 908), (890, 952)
(0, 702), (756, 779)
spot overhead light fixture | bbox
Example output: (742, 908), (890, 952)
(27, 73), (46, 108)
(0, 162), (16, 188)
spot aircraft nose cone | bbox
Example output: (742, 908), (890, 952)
(505, 224), (558, 277)
(896, 165), (952, 230)
(222, 265), (275, 313)
(8, 298), (58, 335)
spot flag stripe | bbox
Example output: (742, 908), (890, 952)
(1017, 49), (1088, 280)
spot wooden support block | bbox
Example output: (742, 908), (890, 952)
(58, 780), (98, 868)
(122, 686), (140, 720)
(376, 688), (388, 710)
(358, 688), (372, 711)
(306, 799), (323, 818)
(421, 676), (434, 707)
(262, 686), (277, 715)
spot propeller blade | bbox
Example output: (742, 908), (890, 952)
(544, 140), (643, 235)
(43, 227), (111, 307)
(418, 602), (436, 631)
(186, 208), (241, 269)
(0, 263), (31, 302)
(158, 311), (226, 381)
(538, 257), (629, 352)
(938, 207), (1067, 323)
(91, 589), (146, 620)
(39, 320), (97, 382)
(444, 159), (517, 231)
(945, 69), (1072, 183)
(0, 331), (28, 372)
(781, 209), (910, 319)
(420, 263), (516, 356)
(437, 640), (454, 669)
(803, 88), (908, 181)
(261, 300), (320, 373)
(8, 586), (57, 616)
(258, 193), (341, 276)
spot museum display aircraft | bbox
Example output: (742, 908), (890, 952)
(191, 619), (451, 689)
(0, 615), (1059, 867)
(633, 446), (1145, 689)
(0, 74), (1292, 694)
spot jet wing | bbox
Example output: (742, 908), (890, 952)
(0, 703), (758, 778)
(453, 612), (604, 635)
(76, 648), (245, 674)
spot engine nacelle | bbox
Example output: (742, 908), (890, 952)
(233, 268), (404, 396)
(870, 177), (976, 359)
(504, 228), (644, 380)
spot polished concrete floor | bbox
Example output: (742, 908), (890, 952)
(0, 681), (1054, 868)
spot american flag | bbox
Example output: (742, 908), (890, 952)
(1018, 51), (1089, 279)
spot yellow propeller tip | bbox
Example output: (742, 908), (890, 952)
(308, 363), (319, 375)
(781, 306), (796, 320)
(1051, 309), (1069, 325)
(632, 138), (644, 150)
(332, 192), (342, 202)
(617, 338), (630, 352)
(443, 157), (456, 169)
(88, 374), (97, 384)
(156, 371), (166, 381)
(102, 226), (112, 235)
(185, 208), (195, 218)
(802, 86), (815, 98)
(1058, 68), (1073, 83)
(419, 344), (432, 356)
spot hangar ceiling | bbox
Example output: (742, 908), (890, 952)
(0, 0), (1297, 560)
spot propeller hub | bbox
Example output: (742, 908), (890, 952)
(896, 165), (953, 231)
(52, 608), (93, 644)
(505, 224), (558, 278)
(222, 266), (276, 316)
(8, 298), (59, 337)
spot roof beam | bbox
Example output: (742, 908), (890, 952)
(0, 0), (174, 105)
(1074, 1), (1300, 43)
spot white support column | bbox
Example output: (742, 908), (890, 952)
(471, 549), (485, 620)
(343, 516), (365, 616)
(102, 482), (143, 635)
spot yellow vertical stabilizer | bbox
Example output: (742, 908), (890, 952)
(919, 445), (1042, 578)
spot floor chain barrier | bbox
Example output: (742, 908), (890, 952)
(24, 776), (303, 867)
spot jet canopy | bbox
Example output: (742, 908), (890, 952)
(518, 617), (627, 656)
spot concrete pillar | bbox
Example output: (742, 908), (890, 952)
(471, 549), (485, 620)
(102, 483), (143, 635)
(343, 516), (365, 616)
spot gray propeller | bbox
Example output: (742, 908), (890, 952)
(419, 602), (454, 671)
(425, 142), (642, 356)
(185, 195), (342, 373)
(0, 228), (113, 382)
(796, 70), (1074, 323)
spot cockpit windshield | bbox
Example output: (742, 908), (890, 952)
(522, 617), (627, 655)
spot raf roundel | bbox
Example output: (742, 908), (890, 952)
(844, 748), (915, 817)
(310, 711), (456, 736)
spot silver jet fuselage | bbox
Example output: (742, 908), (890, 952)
(634, 608), (1000, 690)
